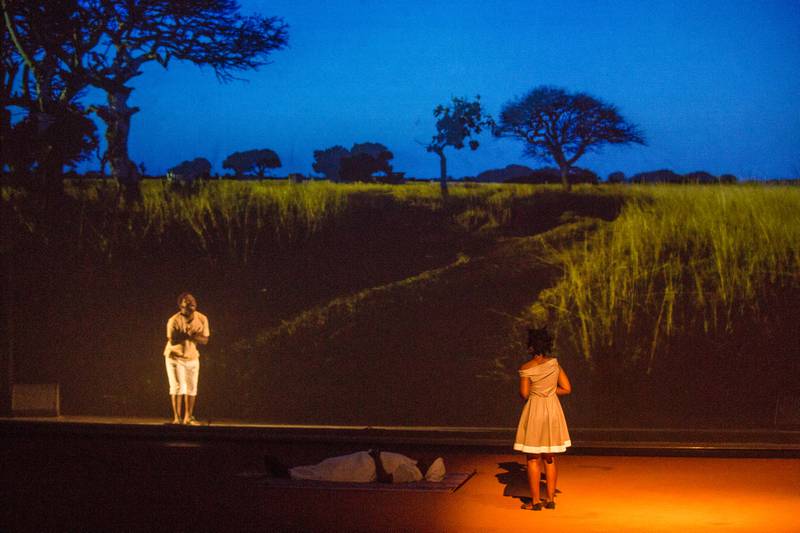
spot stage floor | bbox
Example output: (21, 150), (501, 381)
(0, 417), (800, 532)
(3, 415), (799, 454)
(2, 417), (799, 531)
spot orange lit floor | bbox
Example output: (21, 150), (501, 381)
(3, 427), (798, 532)
(238, 451), (800, 532)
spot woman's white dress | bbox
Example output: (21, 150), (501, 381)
(513, 358), (571, 453)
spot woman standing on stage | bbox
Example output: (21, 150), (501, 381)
(514, 327), (572, 510)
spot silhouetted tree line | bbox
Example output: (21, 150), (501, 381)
(467, 164), (599, 184)
(605, 169), (738, 184)
(165, 141), (402, 184)
(4, 0), (647, 198)
(4, 5), (647, 197)
(629, 169), (738, 184)
(6, 1), (752, 196)
(464, 165), (738, 185)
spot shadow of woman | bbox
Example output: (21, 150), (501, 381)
(496, 461), (560, 503)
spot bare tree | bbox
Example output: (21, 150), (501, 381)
(496, 86), (645, 191)
(426, 95), (493, 196)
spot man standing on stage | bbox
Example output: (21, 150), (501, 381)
(163, 293), (210, 425)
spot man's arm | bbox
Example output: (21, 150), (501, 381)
(170, 330), (188, 344)
(190, 317), (210, 345)
(189, 333), (209, 345)
(166, 316), (178, 343)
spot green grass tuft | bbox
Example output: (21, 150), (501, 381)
(532, 185), (800, 372)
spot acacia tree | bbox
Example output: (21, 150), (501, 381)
(2, 1), (88, 117)
(88, 0), (288, 197)
(496, 86), (645, 191)
(2, 1), (97, 190)
(426, 95), (493, 196)
(223, 149), (281, 178)
(4, 0), (288, 199)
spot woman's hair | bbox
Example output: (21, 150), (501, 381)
(527, 327), (553, 355)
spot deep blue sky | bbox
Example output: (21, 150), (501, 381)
(84, 0), (800, 179)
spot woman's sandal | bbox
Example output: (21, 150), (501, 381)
(544, 500), (556, 510)
(521, 502), (543, 511)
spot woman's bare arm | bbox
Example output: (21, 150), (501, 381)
(556, 368), (572, 396)
(519, 375), (530, 400)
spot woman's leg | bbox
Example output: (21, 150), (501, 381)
(542, 453), (557, 507)
(524, 453), (543, 509)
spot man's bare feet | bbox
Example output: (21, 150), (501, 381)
(184, 416), (201, 426)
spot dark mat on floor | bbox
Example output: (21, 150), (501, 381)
(237, 471), (475, 492)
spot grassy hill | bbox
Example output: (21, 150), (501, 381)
(3, 181), (797, 429)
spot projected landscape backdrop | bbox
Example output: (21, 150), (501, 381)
(2, 0), (799, 433)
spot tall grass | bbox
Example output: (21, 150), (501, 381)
(534, 185), (800, 372)
(12, 179), (796, 368)
(5, 179), (557, 263)
(136, 180), (550, 260)
(139, 180), (354, 261)
(4, 179), (354, 262)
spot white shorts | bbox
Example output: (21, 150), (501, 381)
(165, 357), (199, 396)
